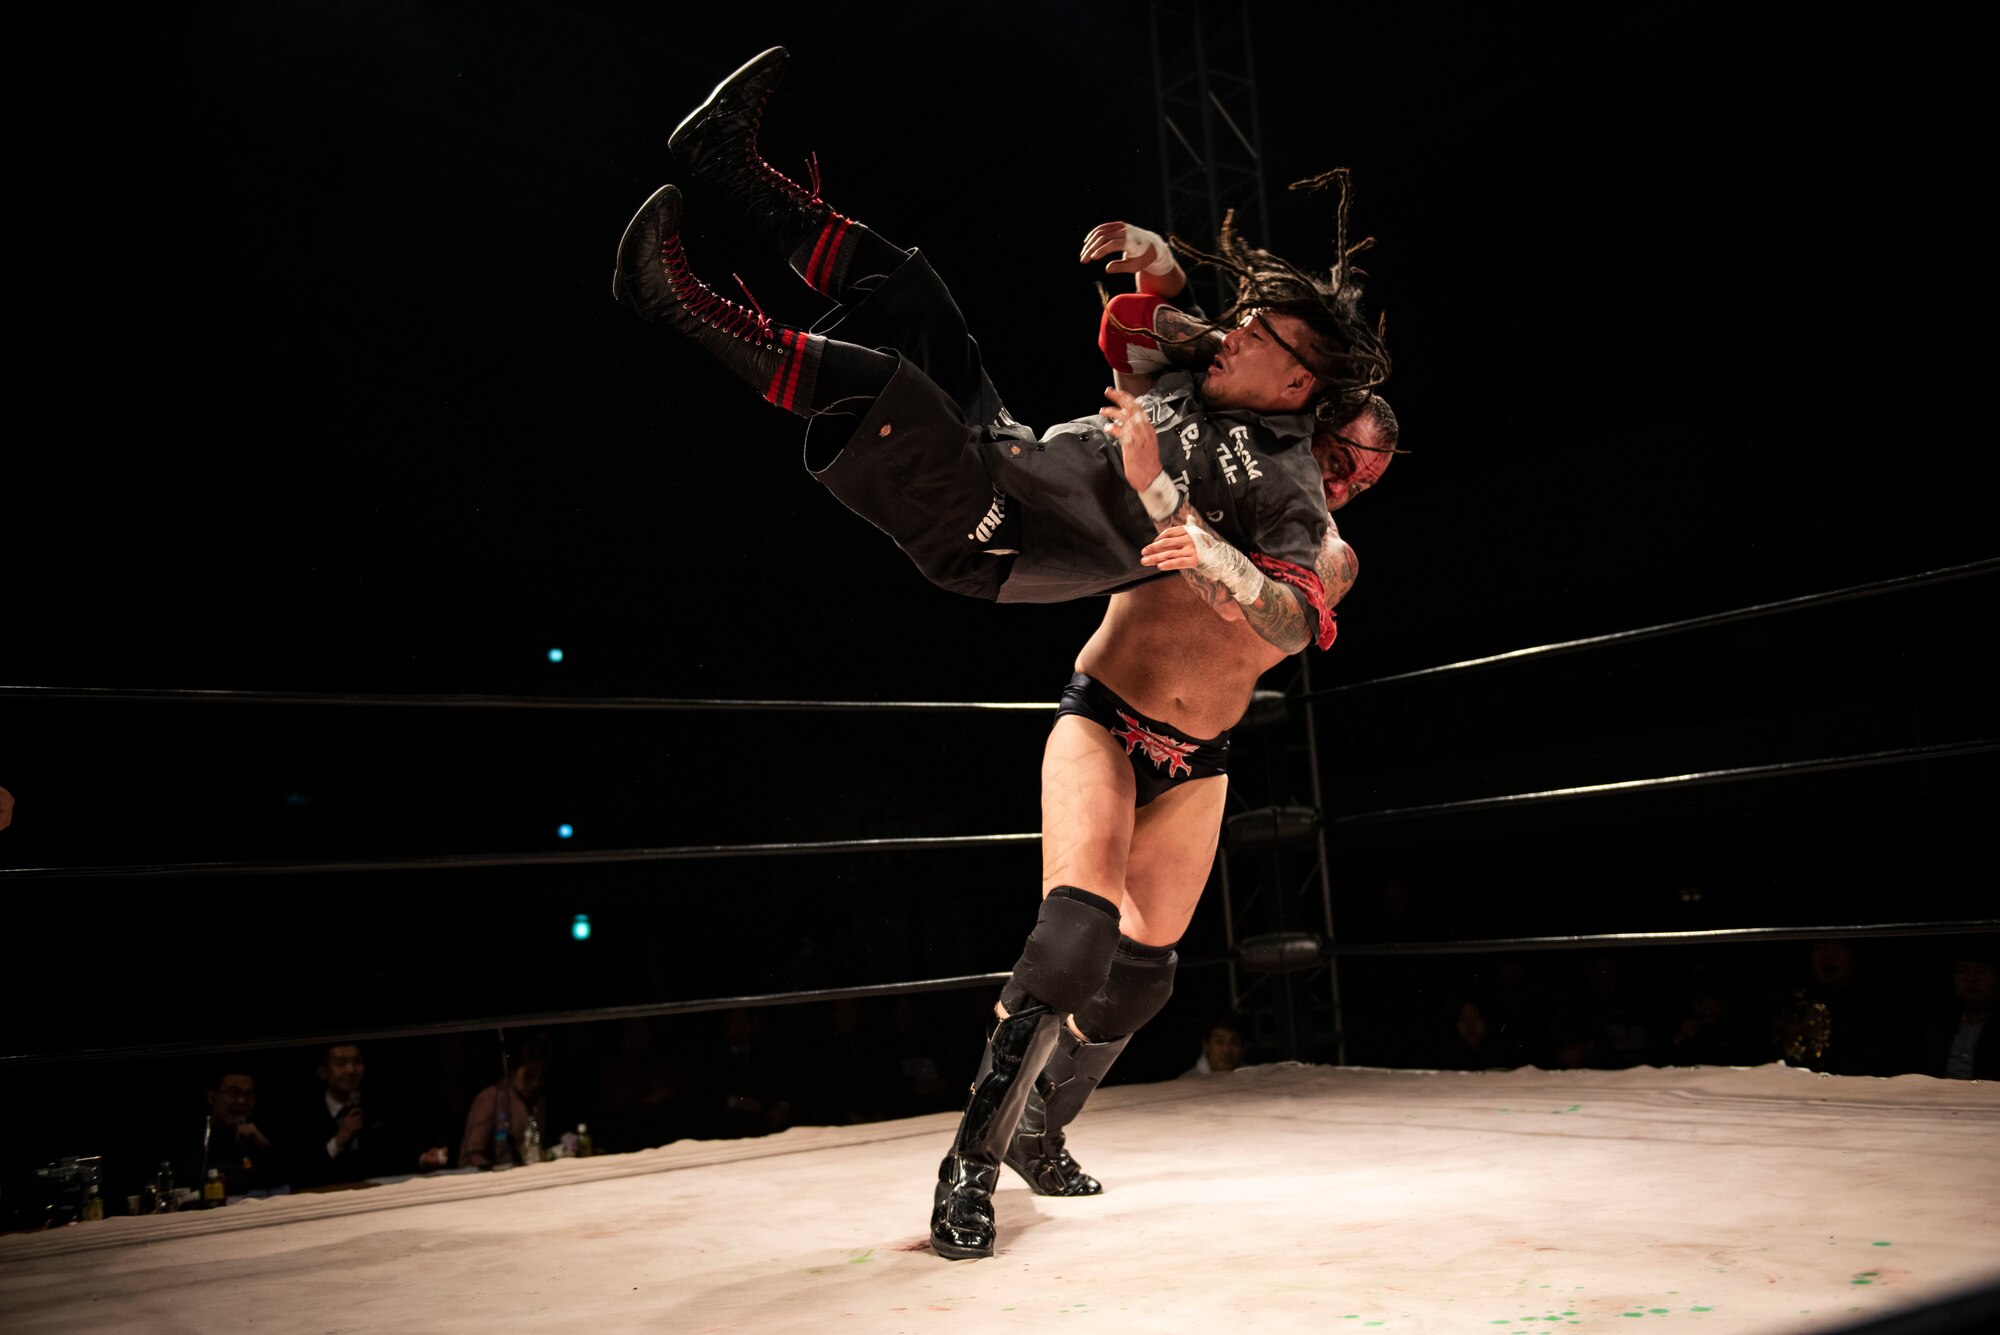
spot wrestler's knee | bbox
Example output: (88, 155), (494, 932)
(1001, 885), (1122, 1014)
(1072, 936), (1178, 1040)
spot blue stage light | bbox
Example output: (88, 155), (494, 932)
(571, 914), (592, 942)
(547, 648), (564, 663)
(557, 823), (574, 839)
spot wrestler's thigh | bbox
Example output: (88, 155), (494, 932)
(1121, 774), (1228, 947)
(1040, 714), (1137, 901)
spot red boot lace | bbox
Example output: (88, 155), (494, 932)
(745, 88), (822, 207)
(658, 234), (773, 343)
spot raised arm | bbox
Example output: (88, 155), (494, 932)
(1079, 221), (1188, 299)
(1081, 222), (1189, 396)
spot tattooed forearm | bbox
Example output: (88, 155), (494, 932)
(1241, 582), (1311, 655)
(1156, 306), (1224, 371)
(1153, 501), (1234, 609)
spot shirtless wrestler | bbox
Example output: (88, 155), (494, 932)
(927, 214), (1396, 1257)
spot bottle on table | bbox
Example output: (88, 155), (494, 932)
(154, 1161), (177, 1213)
(575, 1123), (593, 1158)
(203, 1169), (226, 1209)
(521, 1117), (542, 1166)
(491, 1102), (513, 1170)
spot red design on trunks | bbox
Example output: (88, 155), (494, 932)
(1112, 711), (1197, 778)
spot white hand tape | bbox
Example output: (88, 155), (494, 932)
(1186, 522), (1267, 604)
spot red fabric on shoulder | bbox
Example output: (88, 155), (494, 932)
(1247, 553), (1337, 650)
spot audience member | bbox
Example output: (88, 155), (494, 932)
(595, 1018), (690, 1151)
(0, 785), (13, 832)
(459, 1036), (552, 1168)
(695, 1009), (793, 1139)
(1437, 993), (1527, 1071)
(1919, 945), (1998, 1081)
(174, 1069), (287, 1198)
(1183, 1014), (1249, 1076)
(1664, 967), (1771, 1068)
(284, 1043), (449, 1188)
(1487, 957), (1555, 1048)
(795, 999), (899, 1126)
(1770, 940), (1910, 1076)
(884, 996), (953, 1117)
(1572, 953), (1657, 1068)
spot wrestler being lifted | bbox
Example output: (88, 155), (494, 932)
(614, 46), (1391, 657)
(616, 46), (1397, 1261)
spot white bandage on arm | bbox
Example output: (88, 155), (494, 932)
(1138, 472), (1182, 523)
(1121, 225), (1179, 276)
(1185, 522), (1268, 605)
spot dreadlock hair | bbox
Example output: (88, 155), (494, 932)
(1159, 167), (1393, 426)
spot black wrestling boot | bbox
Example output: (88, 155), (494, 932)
(613, 182), (787, 385)
(1005, 1028), (1133, 1196)
(668, 46), (830, 262)
(930, 999), (1061, 1261)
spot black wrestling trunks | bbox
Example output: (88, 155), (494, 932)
(1055, 671), (1229, 807)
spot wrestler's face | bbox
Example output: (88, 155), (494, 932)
(1312, 413), (1392, 512)
(1204, 310), (1316, 413)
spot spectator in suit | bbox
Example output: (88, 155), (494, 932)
(286, 1043), (449, 1188)
(1921, 945), (1999, 1081)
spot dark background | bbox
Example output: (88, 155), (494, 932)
(1, 1), (1993, 1201)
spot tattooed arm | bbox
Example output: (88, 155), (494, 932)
(1103, 384), (1313, 652)
(1139, 514), (1312, 654)
(1318, 521), (1358, 608)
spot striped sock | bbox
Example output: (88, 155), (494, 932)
(789, 215), (905, 299)
(761, 334), (896, 417)
(761, 329), (822, 415)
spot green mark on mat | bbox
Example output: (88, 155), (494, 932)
(1692, 1307), (1713, 1313)
(807, 1268), (823, 1274)
(1873, 1242), (1892, 1247)
(1491, 1321), (1511, 1325)
(1623, 1313), (1644, 1318)
(1564, 1313), (1578, 1318)
(848, 1250), (873, 1264)
(1651, 1309), (1670, 1314)
(1851, 1273), (1879, 1286)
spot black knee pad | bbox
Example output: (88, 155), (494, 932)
(1002, 886), (1121, 1015)
(1073, 936), (1178, 1040)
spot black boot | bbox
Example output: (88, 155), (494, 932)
(930, 999), (1061, 1260)
(612, 182), (795, 394)
(668, 46), (830, 263)
(1006, 1028), (1132, 1196)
